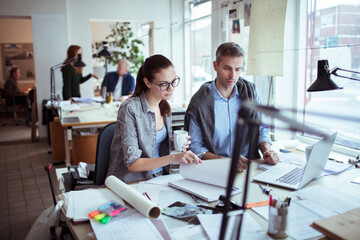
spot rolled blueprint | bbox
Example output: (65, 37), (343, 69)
(105, 175), (161, 218)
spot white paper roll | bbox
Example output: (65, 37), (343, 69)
(105, 175), (161, 218)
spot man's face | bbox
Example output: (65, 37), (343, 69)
(13, 69), (21, 79)
(116, 62), (128, 76)
(213, 55), (243, 91)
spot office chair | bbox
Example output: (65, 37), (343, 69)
(94, 122), (116, 185)
(1, 89), (29, 126)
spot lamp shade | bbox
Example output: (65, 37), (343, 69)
(307, 60), (342, 92)
(73, 53), (86, 67)
(97, 46), (111, 57)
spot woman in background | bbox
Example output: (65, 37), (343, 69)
(61, 45), (98, 100)
(107, 54), (201, 183)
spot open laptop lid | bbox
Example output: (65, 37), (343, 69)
(298, 132), (337, 189)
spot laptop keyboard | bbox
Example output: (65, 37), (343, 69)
(276, 167), (304, 185)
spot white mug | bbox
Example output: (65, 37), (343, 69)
(174, 130), (188, 152)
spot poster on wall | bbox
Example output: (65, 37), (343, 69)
(228, 1), (245, 46)
(247, 0), (287, 76)
(1, 43), (35, 82)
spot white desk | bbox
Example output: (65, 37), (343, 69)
(58, 159), (360, 240)
(60, 102), (120, 166)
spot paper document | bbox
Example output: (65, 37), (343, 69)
(90, 213), (163, 240)
(293, 185), (360, 214)
(168, 159), (241, 202)
(65, 175), (162, 222)
(65, 188), (125, 222)
(198, 212), (271, 240)
(351, 175), (360, 184)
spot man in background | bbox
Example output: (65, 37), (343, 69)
(101, 59), (135, 101)
(185, 42), (279, 172)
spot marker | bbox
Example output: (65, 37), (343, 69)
(142, 192), (152, 201)
(269, 194), (273, 207)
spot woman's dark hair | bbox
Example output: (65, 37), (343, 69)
(9, 67), (20, 78)
(133, 54), (174, 117)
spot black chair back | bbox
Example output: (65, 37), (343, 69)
(94, 122), (116, 185)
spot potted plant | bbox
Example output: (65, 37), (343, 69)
(104, 22), (145, 75)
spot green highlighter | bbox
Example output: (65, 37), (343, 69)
(100, 216), (112, 224)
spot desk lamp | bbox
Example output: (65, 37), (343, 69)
(219, 100), (331, 240)
(307, 59), (360, 92)
(93, 41), (111, 74)
(50, 53), (86, 106)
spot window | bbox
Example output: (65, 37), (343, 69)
(184, 0), (212, 101)
(303, 0), (360, 150)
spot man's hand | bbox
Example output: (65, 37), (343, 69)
(237, 155), (249, 172)
(263, 150), (279, 165)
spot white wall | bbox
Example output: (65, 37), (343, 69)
(0, 0), (180, 138)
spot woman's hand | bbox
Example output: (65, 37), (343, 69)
(91, 73), (99, 80)
(177, 151), (202, 165)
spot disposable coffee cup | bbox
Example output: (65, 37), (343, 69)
(268, 206), (288, 239)
(174, 130), (188, 152)
(305, 145), (313, 161)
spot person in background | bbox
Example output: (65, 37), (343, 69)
(100, 59), (135, 102)
(185, 42), (279, 172)
(61, 45), (98, 100)
(4, 67), (22, 98)
(107, 54), (201, 183)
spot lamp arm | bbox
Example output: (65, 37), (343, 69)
(220, 100), (341, 239)
(331, 67), (360, 81)
(50, 57), (77, 106)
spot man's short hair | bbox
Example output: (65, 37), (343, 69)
(215, 42), (245, 63)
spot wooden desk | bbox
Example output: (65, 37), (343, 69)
(59, 160), (360, 240)
(60, 102), (120, 166)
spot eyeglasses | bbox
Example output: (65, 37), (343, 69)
(152, 76), (180, 91)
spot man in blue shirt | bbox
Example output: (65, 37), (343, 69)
(184, 42), (279, 172)
(101, 59), (135, 101)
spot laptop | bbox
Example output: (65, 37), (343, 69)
(253, 132), (337, 190)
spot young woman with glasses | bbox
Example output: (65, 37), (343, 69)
(107, 54), (202, 183)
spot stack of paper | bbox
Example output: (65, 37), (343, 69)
(168, 159), (242, 202)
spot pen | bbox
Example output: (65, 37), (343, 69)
(269, 194), (273, 207)
(142, 192), (152, 201)
(191, 194), (200, 204)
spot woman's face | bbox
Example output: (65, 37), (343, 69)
(146, 66), (177, 101)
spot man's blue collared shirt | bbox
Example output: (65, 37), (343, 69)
(188, 81), (271, 158)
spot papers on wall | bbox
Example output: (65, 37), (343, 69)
(90, 213), (164, 240)
(247, 0), (288, 76)
(197, 212), (271, 240)
(168, 159), (242, 202)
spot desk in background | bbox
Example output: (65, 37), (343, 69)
(60, 102), (120, 166)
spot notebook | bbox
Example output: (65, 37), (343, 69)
(252, 132), (337, 190)
(168, 158), (241, 202)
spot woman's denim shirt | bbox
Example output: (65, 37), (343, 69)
(107, 91), (172, 183)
